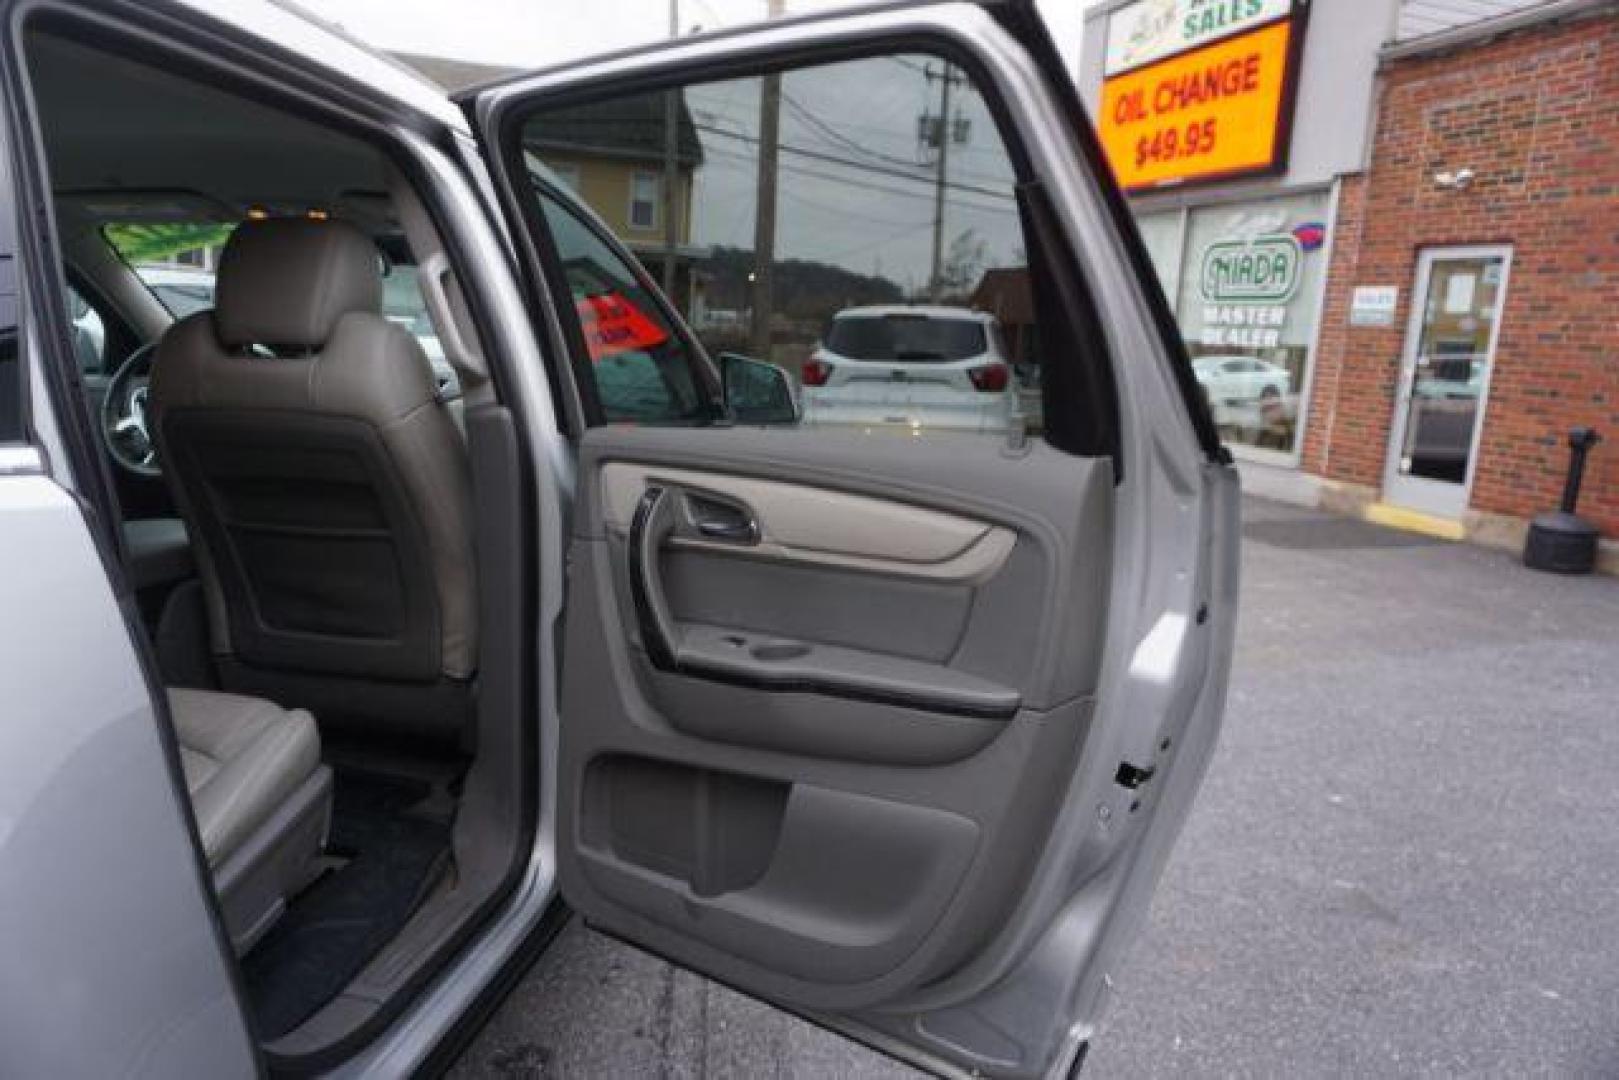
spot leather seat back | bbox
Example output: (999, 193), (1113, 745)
(150, 219), (475, 742)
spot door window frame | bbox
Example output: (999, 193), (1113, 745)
(2, 6), (565, 1068)
(474, 29), (1134, 464)
(1381, 243), (1513, 518)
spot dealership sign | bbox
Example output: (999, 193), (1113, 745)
(1201, 233), (1301, 302)
(1098, 0), (1305, 192)
(1104, 0), (1294, 76)
(1198, 229), (1309, 349)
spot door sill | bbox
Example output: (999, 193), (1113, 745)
(1364, 502), (1466, 541)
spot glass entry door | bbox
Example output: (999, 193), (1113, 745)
(1383, 247), (1511, 517)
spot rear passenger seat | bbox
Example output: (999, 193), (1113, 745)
(168, 688), (331, 952)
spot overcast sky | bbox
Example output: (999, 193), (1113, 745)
(293, 0), (1102, 284)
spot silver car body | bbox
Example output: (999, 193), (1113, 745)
(1, 2), (1239, 1076)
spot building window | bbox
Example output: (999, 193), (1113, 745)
(1134, 191), (1331, 459)
(629, 171), (659, 231)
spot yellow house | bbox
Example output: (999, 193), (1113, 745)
(520, 92), (706, 314)
(393, 52), (706, 315)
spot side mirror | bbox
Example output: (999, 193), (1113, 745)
(719, 352), (799, 426)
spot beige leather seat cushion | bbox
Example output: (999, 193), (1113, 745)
(169, 688), (322, 867)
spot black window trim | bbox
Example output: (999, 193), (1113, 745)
(520, 163), (723, 430)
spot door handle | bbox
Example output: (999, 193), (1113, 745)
(628, 486), (680, 669)
(695, 517), (759, 543)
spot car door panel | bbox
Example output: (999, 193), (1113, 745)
(467, 4), (1234, 1074)
(557, 424), (1111, 1004)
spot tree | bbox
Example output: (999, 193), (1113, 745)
(102, 222), (234, 265)
(936, 228), (987, 301)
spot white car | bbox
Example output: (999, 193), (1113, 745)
(1192, 354), (1293, 408)
(801, 305), (1016, 433)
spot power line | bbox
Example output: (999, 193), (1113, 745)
(699, 144), (1018, 217)
(779, 91), (923, 171)
(693, 102), (1016, 188)
(819, 218), (937, 264)
(692, 122), (1012, 202)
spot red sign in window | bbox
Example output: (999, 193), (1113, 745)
(575, 292), (668, 361)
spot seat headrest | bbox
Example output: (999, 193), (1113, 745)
(213, 218), (381, 348)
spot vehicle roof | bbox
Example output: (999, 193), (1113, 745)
(833, 305), (994, 321)
(173, 0), (466, 132)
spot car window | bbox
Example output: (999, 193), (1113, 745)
(517, 52), (1047, 440)
(64, 283), (107, 374)
(533, 185), (711, 425)
(824, 315), (986, 362)
(0, 323), (17, 443)
(102, 222), (232, 319)
(102, 220), (445, 365)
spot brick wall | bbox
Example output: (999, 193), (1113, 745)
(1303, 9), (1619, 534)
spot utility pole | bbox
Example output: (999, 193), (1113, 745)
(924, 62), (965, 302)
(660, 0), (680, 304)
(750, 0), (785, 360)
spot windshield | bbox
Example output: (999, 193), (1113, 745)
(101, 221), (443, 363)
(824, 315), (986, 362)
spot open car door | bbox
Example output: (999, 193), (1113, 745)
(463, 3), (1239, 1075)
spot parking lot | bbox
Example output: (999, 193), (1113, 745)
(453, 497), (1619, 1078)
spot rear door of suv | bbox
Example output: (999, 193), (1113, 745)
(463, 3), (1239, 1075)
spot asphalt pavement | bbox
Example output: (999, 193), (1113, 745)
(451, 496), (1619, 1078)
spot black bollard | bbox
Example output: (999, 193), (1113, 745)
(1524, 427), (1603, 574)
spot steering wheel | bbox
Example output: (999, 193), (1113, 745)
(101, 341), (162, 477)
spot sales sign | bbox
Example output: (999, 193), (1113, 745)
(1098, 2), (1302, 193)
(1104, 0), (1293, 76)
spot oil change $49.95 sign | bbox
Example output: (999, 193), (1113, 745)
(1098, 4), (1300, 192)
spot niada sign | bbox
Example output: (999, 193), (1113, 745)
(1104, 0), (1295, 77)
(1200, 234), (1302, 302)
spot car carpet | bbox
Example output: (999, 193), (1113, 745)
(241, 769), (453, 1040)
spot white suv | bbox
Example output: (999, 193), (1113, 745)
(803, 306), (1016, 433)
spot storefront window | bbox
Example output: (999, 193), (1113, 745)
(1133, 210), (1183, 300)
(1172, 191), (1329, 455)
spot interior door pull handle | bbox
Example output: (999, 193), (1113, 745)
(628, 486), (680, 669)
(696, 518), (759, 543)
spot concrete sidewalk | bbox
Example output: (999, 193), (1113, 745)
(452, 497), (1619, 1078)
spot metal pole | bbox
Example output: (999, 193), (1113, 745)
(928, 63), (952, 302)
(750, 0), (785, 360)
(660, 0), (680, 303)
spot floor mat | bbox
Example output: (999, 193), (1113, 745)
(242, 770), (453, 1040)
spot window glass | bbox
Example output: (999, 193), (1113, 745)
(1173, 192), (1329, 455)
(520, 52), (1042, 441)
(629, 171), (660, 231)
(101, 220), (445, 364)
(65, 283), (107, 373)
(551, 162), (583, 193)
(1129, 191), (1330, 456)
(1132, 210), (1182, 299)
(824, 314), (986, 362)
(535, 186), (710, 425)
(0, 315), (17, 443)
